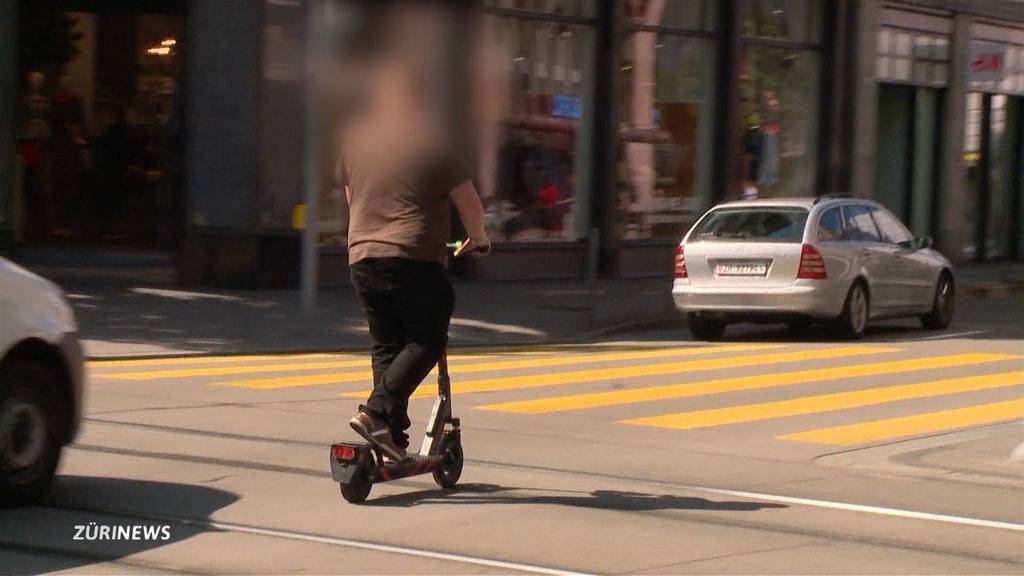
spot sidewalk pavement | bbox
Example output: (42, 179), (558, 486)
(955, 261), (1024, 298)
(7, 243), (1020, 359)
(65, 263), (1023, 359)
(69, 278), (680, 358)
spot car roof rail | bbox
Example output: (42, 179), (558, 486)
(813, 192), (853, 204)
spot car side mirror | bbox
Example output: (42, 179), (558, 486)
(913, 236), (933, 250)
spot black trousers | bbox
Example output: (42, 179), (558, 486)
(350, 257), (455, 449)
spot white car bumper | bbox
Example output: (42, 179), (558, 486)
(672, 280), (844, 320)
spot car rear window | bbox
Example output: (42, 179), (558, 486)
(690, 207), (809, 243)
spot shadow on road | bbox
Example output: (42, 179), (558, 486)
(0, 475), (239, 574)
(365, 483), (787, 512)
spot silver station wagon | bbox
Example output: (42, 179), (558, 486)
(673, 197), (955, 340)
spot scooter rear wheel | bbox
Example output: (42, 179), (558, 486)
(432, 435), (463, 489)
(339, 466), (372, 503)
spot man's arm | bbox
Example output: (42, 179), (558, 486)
(450, 179), (490, 255)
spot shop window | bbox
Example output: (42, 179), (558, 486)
(877, 27), (949, 87)
(473, 14), (594, 241)
(1000, 46), (1024, 94)
(739, 45), (819, 198)
(986, 95), (1016, 260)
(617, 31), (715, 241)
(742, 0), (817, 44)
(483, 0), (595, 18)
(624, 0), (717, 33)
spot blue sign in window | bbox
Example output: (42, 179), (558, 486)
(552, 94), (582, 119)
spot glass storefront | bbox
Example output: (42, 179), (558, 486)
(739, 0), (821, 198)
(872, 21), (950, 237)
(963, 93), (1024, 261)
(474, 9), (594, 242)
(963, 34), (1024, 261)
(616, 20), (716, 241)
(984, 95), (1019, 260)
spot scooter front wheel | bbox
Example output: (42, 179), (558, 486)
(340, 466), (372, 503)
(432, 435), (463, 489)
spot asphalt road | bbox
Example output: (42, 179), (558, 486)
(2, 296), (1023, 575)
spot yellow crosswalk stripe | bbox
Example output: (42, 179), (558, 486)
(89, 348), (551, 373)
(98, 349), (562, 381)
(781, 398), (1024, 445)
(102, 357), (373, 380)
(341, 345), (897, 399)
(219, 343), (780, 389)
(479, 353), (1020, 414)
(622, 371), (1024, 430)
(88, 353), (340, 369)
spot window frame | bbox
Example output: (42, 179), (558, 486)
(616, 5), (722, 243)
(840, 204), (883, 243)
(816, 205), (845, 242)
(689, 206), (810, 243)
(869, 206), (915, 246)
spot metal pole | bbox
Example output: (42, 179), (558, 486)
(300, 0), (321, 313)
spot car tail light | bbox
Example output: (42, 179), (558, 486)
(332, 445), (356, 461)
(674, 244), (688, 279)
(798, 244), (827, 279)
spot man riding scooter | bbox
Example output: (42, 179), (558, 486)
(338, 60), (490, 461)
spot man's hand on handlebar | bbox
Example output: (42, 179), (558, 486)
(452, 236), (491, 257)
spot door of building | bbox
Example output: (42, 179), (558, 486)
(965, 93), (1024, 262)
(875, 84), (942, 238)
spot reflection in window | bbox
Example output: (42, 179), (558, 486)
(842, 205), (881, 242)
(739, 45), (818, 197)
(617, 32), (715, 240)
(817, 207), (843, 241)
(624, 0), (717, 32)
(987, 95), (1014, 260)
(483, 0), (595, 18)
(474, 14), (592, 241)
(742, 0), (816, 43)
(876, 26), (950, 86)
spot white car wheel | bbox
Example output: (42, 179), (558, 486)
(835, 283), (869, 339)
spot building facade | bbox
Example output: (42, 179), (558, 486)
(1, 0), (1022, 287)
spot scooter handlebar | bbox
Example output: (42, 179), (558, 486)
(448, 238), (491, 257)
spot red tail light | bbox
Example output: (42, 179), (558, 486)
(798, 244), (828, 279)
(332, 445), (356, 460)
(674, 244), (688, 279)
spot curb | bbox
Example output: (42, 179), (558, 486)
(960, 280), (1024, 299)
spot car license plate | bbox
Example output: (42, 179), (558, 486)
(716, 262), (768, 276)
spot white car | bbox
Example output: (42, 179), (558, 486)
(0, 256), (84, 503)
(673, 197), (955, 340)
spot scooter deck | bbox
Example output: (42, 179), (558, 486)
(330, 442), (441, 484)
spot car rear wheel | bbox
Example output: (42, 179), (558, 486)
(834, 282), (869, 339)
(688, 314), (726, 341)
(921, 273), (954, 330)
(0, 361), (63, 506)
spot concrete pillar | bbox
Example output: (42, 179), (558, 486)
(180, 0), (304, 288)
(936, 13), (971, 261)
(849, 0), (880, 199)
(183, 0), (260, 231)
(0, 0), (16, 237)
(712, 0), (742, 203)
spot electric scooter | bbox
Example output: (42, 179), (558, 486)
(329, 240), (479, 504)
(330, 349), (463, 503)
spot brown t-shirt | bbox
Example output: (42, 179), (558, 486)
(340, 126), (470, 264)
